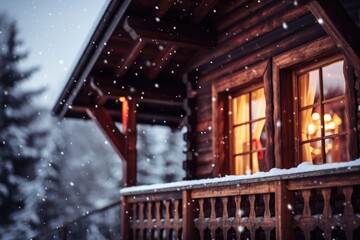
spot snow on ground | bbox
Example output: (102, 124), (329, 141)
(121, 159), (360, 195)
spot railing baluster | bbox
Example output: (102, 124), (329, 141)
(302, 190), (311, 218)
(155, 201), (161, 239)
(222, 197), (229, 240)
(222, 197), (229, 220)
(174, 199), (180, 239)
(343, 186), (353, 217)
(210, 198), (216, 221)
(249, 195), (256, 220)
(199, 199), (204, 220)
(235, 196), (241, 222)
(321, 188), (332, 219)
(139, 203), (144, 239)
(301, 190), (311, 240)
(263, 194), (271, 221)
(198, 198), (205, 240)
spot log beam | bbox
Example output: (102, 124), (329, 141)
(147, 45), (177, 80)
(86, 104), (137, 187)
(116, 39), (146, 78)
(155, 0), (173, 18)
(305, 0), (360, 75)
(122, 15), (216, 48)
(191, 0), (218, 24)
(91, 77), (186, 102)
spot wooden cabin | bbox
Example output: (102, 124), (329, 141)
(53, 0), (360, 239)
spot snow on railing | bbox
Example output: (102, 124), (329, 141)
(121, 159), (360, 195)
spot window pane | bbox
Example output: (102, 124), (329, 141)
(232, 94), (249, 125)
(251, 88), (265, 119)
(323, 100), (347, 136)
(298, 69), (320, 107)
(235, 155), (251, 175)
(322, 61), (345, 100)
(301, 141), (323, 164)
(233, 124), (250, 155)
(325, 136), (346, 163)
(300, 108), (321, 141)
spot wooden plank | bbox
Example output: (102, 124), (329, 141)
(306, 0), (360, 75)
(116, 39), (146, 77)
(195, 4), (309, 69)
(216, 0), (265, 32)
(147, 45), (177, 80)
(343, 59), (359, 160)
(199, 23), (324, 84)
(287, 174), (360, 190)
(275, 181), (295, 239)
(123, 15), (216, 48)
(191, 182), (276, 199)
(218, 1), (291, 43)
(201, 13), (317, 76)
(191, 0), (218, 24)
(127, 192), (182, 203)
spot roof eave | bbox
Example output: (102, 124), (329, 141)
(52, 0), (132, 118)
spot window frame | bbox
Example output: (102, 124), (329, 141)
(228, 83), (266, 175)
(212, 60), (273, 177)
(272, 37), (358, 168)
(293, 57), (347, 165)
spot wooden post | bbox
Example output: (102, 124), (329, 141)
(121, 195), (132, 240)
(125, 98), (137, 187)
(275, 181), (295, 239)
(182, 190), (194, 239)
(86, 102), (137, 187)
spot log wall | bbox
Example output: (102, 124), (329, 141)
(184, 1), (360, 179)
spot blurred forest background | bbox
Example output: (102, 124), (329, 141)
(0, 14), (185, 239)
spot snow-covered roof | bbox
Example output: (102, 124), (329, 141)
(121, 159), (360, 195)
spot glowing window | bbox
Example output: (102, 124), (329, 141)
(230, 86), (268, 175)
(296, 60), (347, 164)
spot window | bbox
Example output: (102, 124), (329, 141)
(294, 60), (347, 164)
(229, 85), (268, 175)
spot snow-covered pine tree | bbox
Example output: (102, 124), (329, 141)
(0, 15), (58, 239)
(162, 127), (185, 183)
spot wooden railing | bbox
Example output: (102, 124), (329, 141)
(121, 164), (360, 239)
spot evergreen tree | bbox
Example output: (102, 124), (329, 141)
(162, 128), (185, 183)
(0, 15), (57, 239)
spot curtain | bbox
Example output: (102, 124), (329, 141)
(299, 71), (318, 163)
(233, 94), (249, 175)
(251, 88), (266, 173)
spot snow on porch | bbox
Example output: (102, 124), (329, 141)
(120, 159), (360, 195)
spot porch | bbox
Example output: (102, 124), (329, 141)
(120, 160), (360, 239)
